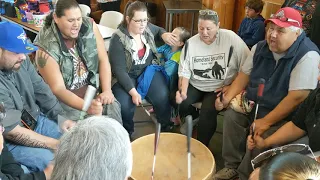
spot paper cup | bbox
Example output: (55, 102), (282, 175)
(33, 13), (47, 27)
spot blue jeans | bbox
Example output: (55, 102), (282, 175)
(7, 114), (61, 172)
(112, 71), (171, 134)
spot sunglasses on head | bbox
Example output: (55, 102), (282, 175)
(270, 14), (301, 27)
(199, 10), (218, 16)
(251, 144), (316, 169)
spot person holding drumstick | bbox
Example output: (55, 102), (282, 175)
(176, 9), (250, 146)
(215, 7), (320, 180)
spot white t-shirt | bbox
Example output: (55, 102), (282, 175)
(178, 29), (250, 92)
(241, 44), (320, 91)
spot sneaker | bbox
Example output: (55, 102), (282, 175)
(180, 117), (199, 135)
(148, 108), (154, 113)
(214, 168), (238, 180)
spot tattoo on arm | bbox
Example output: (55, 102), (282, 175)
(36, 50), (50, 68)
(8, 132), (49, 149)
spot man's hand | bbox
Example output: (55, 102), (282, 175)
(253, 134), (267, 149)
(215, 86), (231, 110)
(97, 90), (115, 105)
(254, 118), (271, 136)
(87, 99), (103, 115)
(247, 135), (255, 150)
(176, 90), (187, 104)
(215, 85), (230, 94)
(61, 120), (77, 133)
(131, 92), (142, 106)
(44, 163), (54, 180)
(161, 32), (180, 46)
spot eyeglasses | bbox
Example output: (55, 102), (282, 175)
(251, 144), (316, 169)
(270, 14), (301, 27)
(199, 10), (218, 16)
(131, 18), (149, 24)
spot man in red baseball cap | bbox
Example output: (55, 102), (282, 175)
(215, 7), (320, 180)
(264, 7), (304, 54)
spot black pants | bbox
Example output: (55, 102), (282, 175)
(179, 84), (219, 146)
(112, 72), (171, 134)
(99, 1), (121, 12)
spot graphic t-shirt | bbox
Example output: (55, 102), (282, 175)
(63, 39), (89, 91)
(178, 29), (250, 92)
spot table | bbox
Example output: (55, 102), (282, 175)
(163, 0), (206, 35)
(0, 15), (41, 34)
(0, 15), (115, 50)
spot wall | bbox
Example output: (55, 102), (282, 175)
(117, 0), (284, 32)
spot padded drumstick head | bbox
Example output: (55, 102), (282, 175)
(186, 115), (193, 152)
(257, 78), (265, 98)
(82, 85), (97, 112)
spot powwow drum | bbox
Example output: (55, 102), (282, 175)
(131, 133), (215, 180)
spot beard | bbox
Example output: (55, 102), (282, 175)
(11, 61), (23, 71)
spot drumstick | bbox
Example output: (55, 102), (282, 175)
(151, 122), (161, 180)
(252, 78), (265, 139)
(186, 115), (193, 180)
(140, 103), (157, 124)
(80, 85), (97, 120)
(220, 46), (234, 102)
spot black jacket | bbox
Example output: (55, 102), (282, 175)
(0, 143), (46, 180)
(292, 88), (320, 152)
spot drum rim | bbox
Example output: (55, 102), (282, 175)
(130, 132), (216, 180)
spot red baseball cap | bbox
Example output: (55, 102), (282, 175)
(265, 7), (302, 28)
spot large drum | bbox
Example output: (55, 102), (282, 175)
(131, 133), (215, 180)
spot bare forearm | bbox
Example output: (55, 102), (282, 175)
(129, 88), (139, 97)
(54, 89), (84, 110)
(179, 77), (189, 94)
(99, 58), (112, 92)
(5, 126), (59, 150)
(265, 121), (306, 148)
(225, 72), (249, 102)
(264, 90), (310, 125)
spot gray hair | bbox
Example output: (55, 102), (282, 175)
(288, 26), (302, 34)
(51, 116), (132, 180)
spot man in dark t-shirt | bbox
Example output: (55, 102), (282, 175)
(248, 87), (320, 152)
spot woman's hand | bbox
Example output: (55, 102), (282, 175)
(97, 90), (115, 105)
(176, 90), (187, 104)
(131, 92), (142, 106)
(161, 32), (180, 46)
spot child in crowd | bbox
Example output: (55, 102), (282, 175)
(157, 27), (191, 95)
(238, 0), (265, 49)
(156, 27), (191, 125)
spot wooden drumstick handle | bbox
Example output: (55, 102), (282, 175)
(220, 46), (234, 102)
(151, 123), (161, 180)
(186, 115), (193, 180)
